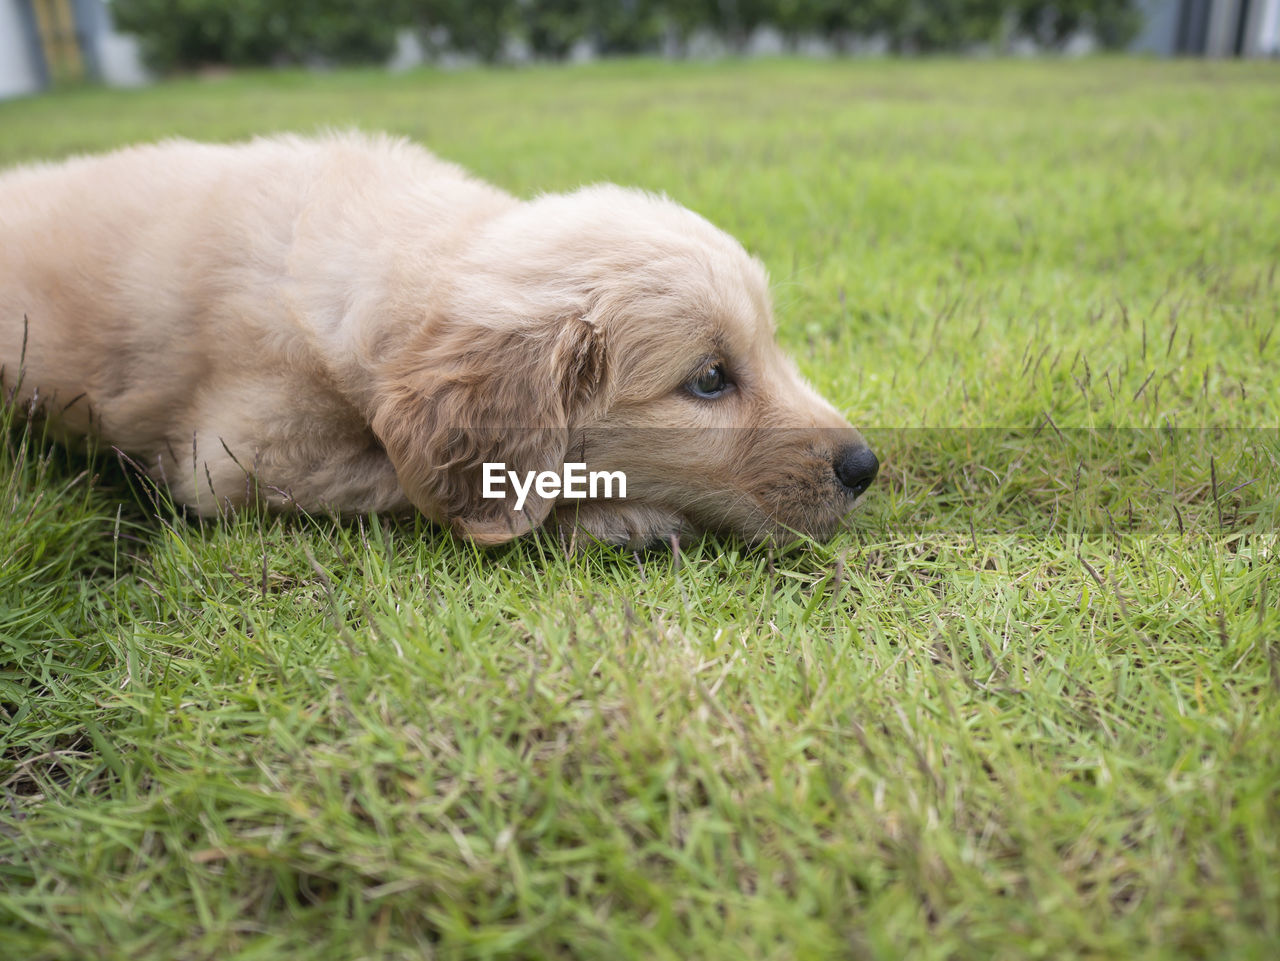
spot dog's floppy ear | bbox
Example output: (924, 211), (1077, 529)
(371, 314), (606, 544)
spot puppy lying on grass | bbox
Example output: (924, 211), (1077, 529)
(0, 134), (877, 546)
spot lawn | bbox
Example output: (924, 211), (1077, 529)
(2, 58), (1279, 960)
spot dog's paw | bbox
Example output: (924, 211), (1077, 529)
(551, 502), (688, 550)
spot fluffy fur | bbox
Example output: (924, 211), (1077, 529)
(0, 133), (875, 546)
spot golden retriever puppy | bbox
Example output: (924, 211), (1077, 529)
(0, 134), (877, 546)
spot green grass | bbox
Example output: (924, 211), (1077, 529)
(2, 58), (1280, 959)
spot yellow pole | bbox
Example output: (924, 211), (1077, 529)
(31, 0), (85, 85)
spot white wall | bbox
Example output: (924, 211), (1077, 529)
(1256, 0), (1280, 54)
(1131, 0), (1179, 54)
(94, 28), (148, 86)
(91, 0), (149, 86)
(0, 0), (42, 99)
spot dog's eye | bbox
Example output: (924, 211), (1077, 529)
(689, 362), (729, 398)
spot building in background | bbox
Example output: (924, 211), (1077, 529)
(1134, 0), (1280, 52)
(1, 0), (1277, 101)
(1, 0), (147, 99)
(0, 0), (46, 98)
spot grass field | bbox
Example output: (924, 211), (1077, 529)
(2, 58), (1279, 959)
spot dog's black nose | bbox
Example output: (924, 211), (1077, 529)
(834, 445), (879, 498)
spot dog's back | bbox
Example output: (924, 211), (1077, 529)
(0, 134), (513, 511)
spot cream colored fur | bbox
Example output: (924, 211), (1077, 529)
(0, 133), (870, 546)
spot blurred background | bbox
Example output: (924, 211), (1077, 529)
(2, 0), (1278, 99)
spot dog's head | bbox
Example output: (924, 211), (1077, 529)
(372, 186), (877, 546)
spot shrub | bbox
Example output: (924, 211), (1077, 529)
(522, 0), (591, 60)
(111, 0), (1145, 70)
(591, 0), (665, 55)
(111, 0), (401, 71)
(401, 0), (519, 63)
(1015, 0), (1143, 50)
